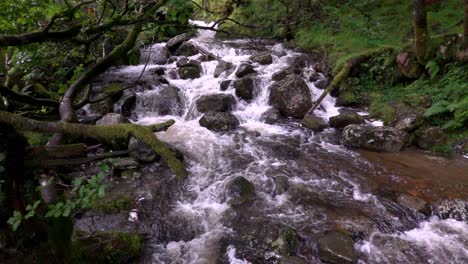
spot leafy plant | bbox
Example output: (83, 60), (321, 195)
(425, 60), (440, 79)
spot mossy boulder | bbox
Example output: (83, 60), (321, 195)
(329, 113), (365, 129)
(199, 112), (240, 131)
(301, 112), (329, 132)
(340, 124), (408, 152)
(225, 176), (256, 206)
(179, 66), (201, 79)
(249, 52), (273, 65)
(72, 231), (143, 264)
(272, 68), (301, 82)
(416, 126), (446, 150)
(269, 75), (312, 118)
(174, 41), (198, 56)
(166, 33), (192, 52)
(196, 94), (236, 113)
(317, 231), (357, 264)
(177, 57), (202, 71)
(233, 77), (256, 101)
(235, 63), (256, 78)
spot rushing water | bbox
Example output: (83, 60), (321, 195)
(101, 22), (468, 263)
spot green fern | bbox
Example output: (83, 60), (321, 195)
(424, 100), (450, 117)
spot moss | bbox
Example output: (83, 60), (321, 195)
(94, 195), (135, 214)
(72, 231), (143, 264)
(102, 83), (124, 95)
(338, 91), (359, 106)
(369, 99), (396, 124)
(431, 144), (454, 157)
(22, 131), (50, 146)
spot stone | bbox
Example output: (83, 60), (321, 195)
(416, 126), (446, 150)
(396, 52), (423, 79)
(136, 86), (183, 116)
(166, 33), (192, 52)
(272, 68), (301, 82)
(113, 158), (139, 171)
(391, 112), (423, 132)
(220, 80), (232, 91)
(88, 97), (113, 118)
(329, 113), (365, 129)
(314, 78), (330, 90)
(199, 112), (240, 131)
(340, 125), (408, 152)
(142, 45), (170, 65)
(397, 194), (427, 212)
(233, 77), (255, 101)
(96, 113), (129, 126)
(279, 256), (309, 264)
(225, 176), (256, 206)
(274, 176), (290, 195)
(120, 94), (136, 117)
(235, 63), (256, 78)
(214, 61), (234, 78)
(179, 66), (201, 79)
(149, 67), (165, 76)
(249, 52), (273, 65)
(301, 113), (329, 132)
(176, 57), (202, 71)
(269, 75), (312, 118)
(317, 231), (357, 264)
(261, 108), (281, 124)
(174, 41), (198, 57)
(128, 137), (160, 163)
(433, 199), (468, 222)
(196, 94), (236, 113)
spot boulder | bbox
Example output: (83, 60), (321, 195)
(225, 176), (256, 206)
(120, 94), (136, 117)
(233, 77), (255, 101)
(166, 33), (192, 52)
(136, 86), (183, 116)
(149, 67), (165, 76)
(272, 68), (301, 82)
(340, 125), (408, 152)
(261, 108), (281, 124)
(199, 112), (240, 131)
(88, 97), (113, 118)
(314, 78), (330, 90)
(235, 63), (256, 78)
(220, 80), (232, 91)
(301, 113), (328, 132)
(329, 113), (365, 129)
(416, 126), (446, 150)
(269, 75), (312, 118)
(143, 45), (170, 65)
(249, 52), (273, 65)
(214, 61), (234, 78)
(396, 52), (423, 79)
(179, 67), (201, 79)
(174, 41), (198, 57)
(128, 137), (160, 163)
(96, 113), (129, 126)
(391, 112), (423, 132)
(196, 94), (236, 113)
(317, 232), (357, 264)
(176, 57), (202, 71)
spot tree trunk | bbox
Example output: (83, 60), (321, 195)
(0, 111), (187, 179)
(413, 0), (428, 64)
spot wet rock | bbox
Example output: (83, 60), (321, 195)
(149, 67), (165, 76)
(261, 107), (281, 124)
(96, 113), (129, 126)
(269, 75), (312, 119)
(279, 256), (309, 264)
(329, 113), (365, 129)
(304, 69), (321, 82)
(391, 112), (423, 132)
(142, 45), (170, 65)
(397, 194), (427, 212)
(128, 137), (160, 163)
(287, 54), (309, 70)
(233, 77), (255, 101)
(340, 125), (408, 152)
(199, 112), (240, 131)
(196, 94), (236, 113)
(176, 57), (202, 71)
(396, 52), (423, 79)
(272, 68), (301, 82)
(199, 53), (216, 61)
(88, 97), (113, 119)
(317, 231), (357, 264)
(235, 63), (256, 78)
(214, 61), (234, 78)
(174, 41), (198, 56)
(220, 80), (232, 91)
(136, 86), (183, 116)
(274, 176), (290, 195)
(433, 199), (468, 222)
(120, 94), (136, 117)
(113, 158), (139, 171)
(166, 33), (192, 52)
(301, 112), (329, 132)
(314, 78), (330, 90)
(225, 176), (256, 206)
(249, 52), (273, 65)
(416, 126), (446, 150)
(179, 66), (201, 79)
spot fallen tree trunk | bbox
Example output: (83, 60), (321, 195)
(0, 111), (186, 178)
(26, 150), (129, 168)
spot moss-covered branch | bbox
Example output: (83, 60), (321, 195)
(0, 111), (187, 179)
(0, 84), (59, 107)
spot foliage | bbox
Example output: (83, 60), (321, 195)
(7, 162), (111, 231)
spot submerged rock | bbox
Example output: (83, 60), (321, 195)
(301, 112), (328, 132)
(269, 75), (312, 118)
(96, 113), (129, 126)
(249, 52), (273, 65)
(329, 113), (365, 129)
(233, 77), (255, 101)
(235, 63), (256, 78)
(317, 231), (357, 264)
(340, 124), (408, 152)
(196, 94), (236, 113)
(199, 112), (240, 131)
